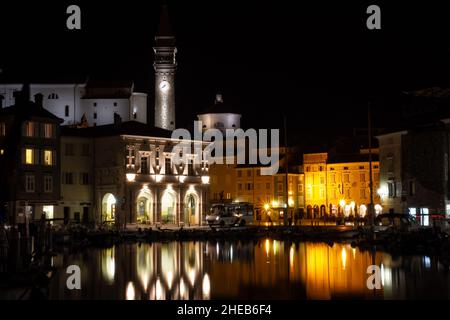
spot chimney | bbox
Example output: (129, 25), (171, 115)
(13, 91), (22, 104)
(34, 93), (43, 107)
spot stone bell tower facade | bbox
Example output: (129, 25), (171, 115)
(153, 4), (177, 131)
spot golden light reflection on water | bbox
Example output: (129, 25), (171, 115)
(50, 239), (450, 300)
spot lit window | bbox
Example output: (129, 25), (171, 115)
(24, 122), (35, 137)
(44, 123), (53, 138)
(44, 150), (53, 166)
(25, 148), (34, 164)
(0, 149), (4, 155)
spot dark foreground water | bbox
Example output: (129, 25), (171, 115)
(48, 240), (450, 299)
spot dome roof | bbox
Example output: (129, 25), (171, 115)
(197, 93), (241, 115)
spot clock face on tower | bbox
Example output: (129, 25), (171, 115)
(159, 80), (170, 92)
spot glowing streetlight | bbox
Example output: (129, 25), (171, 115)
(126, 173), (136, 182)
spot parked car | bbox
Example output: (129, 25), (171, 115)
(374, 213), (420, 232)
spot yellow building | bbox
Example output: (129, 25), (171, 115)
(209, 162), (236, 203)
(303, 150), (381, 218)
(234, 165), (304, 224)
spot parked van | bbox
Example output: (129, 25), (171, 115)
(206, 202), (254, 227)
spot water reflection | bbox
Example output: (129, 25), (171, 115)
(49, 240), (450, 300)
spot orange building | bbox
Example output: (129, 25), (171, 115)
(303, 149), (381, 218)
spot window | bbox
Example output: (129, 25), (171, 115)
(44, 150), (53, 166)
(388, 182), (395, 198)
(343, 173), (350, 183)
(320, 176), (325, 184)
(237, 170), (242, 178)
(44, 176), (53, 193)
(226, 193), (231, 199)
(65, 143), (74, 156)
(374, 172), (379, 183)
(65, 105), (69, 117)
(266, 183), (270, 189)
(81, 144), (90, 156)
(93, 112), (97, 119)
(141, 157), (149, 174)
(247, 170), (252, 177)
(306, 166), (310, 172)
(330, 173), (336, 183)
(48, 93), (59, 99)
(24, 148), (34, 164)
(25, 175), (35, 193)
(80, 173), (89, 185)
(63, 172), (74, 185)
(238, 183), (243, 191)
(360, 188), (366, 199)
(409, 181), (415, 196)
(360, 173), (366, 182)
(23, 121), (36, 137)
(114, 102), (117, 107)
(0, 122), (5, 136)
(133, 112), (137, 119)
(165, 157), (172, 174)
(278, 183), (283, 192)
(93, 102), (97, 107)
(246, 183), (253, 191)
(43, 123), (53, 138)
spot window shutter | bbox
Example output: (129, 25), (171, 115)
(34, 122), (39, 137)
(21, 148), (25, 164)
(34, 149), (39, 165)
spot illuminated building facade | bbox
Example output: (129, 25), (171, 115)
(376, 131), (406, 214)
(0, 88), (62, 224)
(234, 164), (304, 224)
(0, 81), (148, 127)
(60, 120), (209, 226)
(303, 150), (381, 218)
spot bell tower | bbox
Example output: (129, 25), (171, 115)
(154, 4), (177, 130)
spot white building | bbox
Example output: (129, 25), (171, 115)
(0, 81), (148, 127)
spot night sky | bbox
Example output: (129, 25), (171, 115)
(2, 1), (450, 148)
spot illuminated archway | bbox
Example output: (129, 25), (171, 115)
(102, 193), (116, 222)
(136, 188), (153, 224)
(161, 190), (177, 224)
(359, 205), (367, 217)
(184, 191), (199, 225)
